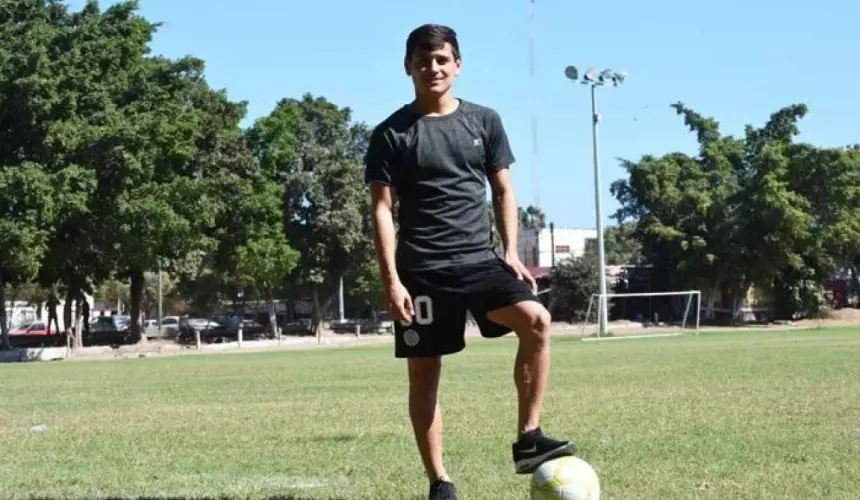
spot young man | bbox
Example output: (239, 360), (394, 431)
(364, 24), (576, 500)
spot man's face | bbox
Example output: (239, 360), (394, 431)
(405, 43), (461, 97)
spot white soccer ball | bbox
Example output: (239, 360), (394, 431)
(529, 456), (600, 500)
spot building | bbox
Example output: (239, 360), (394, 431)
(518, 226), (598, 274)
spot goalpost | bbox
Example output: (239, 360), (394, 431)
(580, 290), (701, 340)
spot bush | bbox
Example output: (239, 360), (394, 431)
(548, 255), (609, 323)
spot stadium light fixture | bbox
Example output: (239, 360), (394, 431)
(563, 65), (628, 337)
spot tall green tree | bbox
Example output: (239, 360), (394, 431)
(611, 102), (823, 319)
(247, 93), (371, 337)
(0, 0), (70, 348)
(0, 166), (56, 349)
(33, 1), (136, 323)
(226, 179), (301, 335)
(603, 224), (643, 266)
(347, 250), (385, 319)
(53, 2), (253, 341)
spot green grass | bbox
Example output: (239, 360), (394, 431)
(1, 327), (859, 499)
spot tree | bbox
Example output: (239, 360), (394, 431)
(247, 94), (371, 338)
(612, 150), (740, 305)
(0, 1), (67, 349)
(487, 203), (501, 248)
(519, 205), (547, 230)
(347, 254), (385, 320)
(611, 101), (854, 320)
(32, 1), (134, 337)
(547, 250), (603, 323)
(603, 224), (643, 266)
(0, 166), (56, 349)
(766, 143), (860, 316)
(230, 181), (301, 336)
(486, 203), (546, 253)
(0, 0), (224, 342)
(52, 2), (253, 342)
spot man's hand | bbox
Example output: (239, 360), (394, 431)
(505, 253), (537, 294)
(386, 281), (415, 325)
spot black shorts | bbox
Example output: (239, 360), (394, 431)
(393, 257), (540, 358)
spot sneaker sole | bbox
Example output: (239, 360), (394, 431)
(514, 442), (577, 474)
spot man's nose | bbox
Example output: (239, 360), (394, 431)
(429, 60), (442, 72)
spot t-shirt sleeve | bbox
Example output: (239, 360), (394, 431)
(485, 109), (516, 171)
(364, 125), (397, 187)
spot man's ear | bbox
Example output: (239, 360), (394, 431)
(404, 58), (411, 76)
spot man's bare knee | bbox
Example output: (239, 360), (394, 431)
(531, 308), (552, 341)
(487, 301), (552, 345)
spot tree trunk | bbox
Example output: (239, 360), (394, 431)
(312, 288), (323, 343)
(0, 281), (11, 350)
(266, 284), (280, 345)
(63, 288), (74, 337)
(74, 296), (83, 350)
(850, 265), (859, 307)
(129, 270), (146, 343)
(311, 288), (334, 344)
(705, 285), (719, 320)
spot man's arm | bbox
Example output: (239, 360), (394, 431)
(364, 125), (398, 286)
(370, 183), (399, 288)
(484, 108), (536, 291)
(484, 108), (518, 258)
(364, 124), (413, 320)
(490, 169), (535, 291)
(489, 168), (519, 259)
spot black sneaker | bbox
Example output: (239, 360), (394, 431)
(511, 427), (577, 474)
(428, 479), (458, 500)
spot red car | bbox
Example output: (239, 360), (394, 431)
(9, 321), (48, 336)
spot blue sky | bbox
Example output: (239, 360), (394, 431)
(71, 0), (859, 229)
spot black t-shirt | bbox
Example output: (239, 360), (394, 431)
(364, 99), (516, 272)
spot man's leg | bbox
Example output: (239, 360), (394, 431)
(466, 260), (577, 474)
(394, 271), (466, 499)
(407, 356), (449, 483)
(486, 300), (552, 436)
(486, 301), (576, 473)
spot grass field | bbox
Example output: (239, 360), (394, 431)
(1, 327), (859, 499)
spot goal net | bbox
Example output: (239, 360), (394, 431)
(580, 290), (701, 340)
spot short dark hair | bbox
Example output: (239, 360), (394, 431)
(405, 24), (460, 63)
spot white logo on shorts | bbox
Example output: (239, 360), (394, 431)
(403, 329), (420, 347)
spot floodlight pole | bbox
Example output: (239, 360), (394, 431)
(564, 65), (626, 337)
(589, 84), (610, 337)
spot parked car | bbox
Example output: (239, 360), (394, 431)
(144, 316), (182, 339)
(9, 321), (48, 336)
(89, 315), (131, 332)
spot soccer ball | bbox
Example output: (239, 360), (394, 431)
(529, 456), (600, 500)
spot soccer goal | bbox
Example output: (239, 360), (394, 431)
(580, 290), (701, 340)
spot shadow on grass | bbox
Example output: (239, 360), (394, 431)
(28, 496), (425, 500)
(282, 431), (401, 444)
(28, 496), (360, 500)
